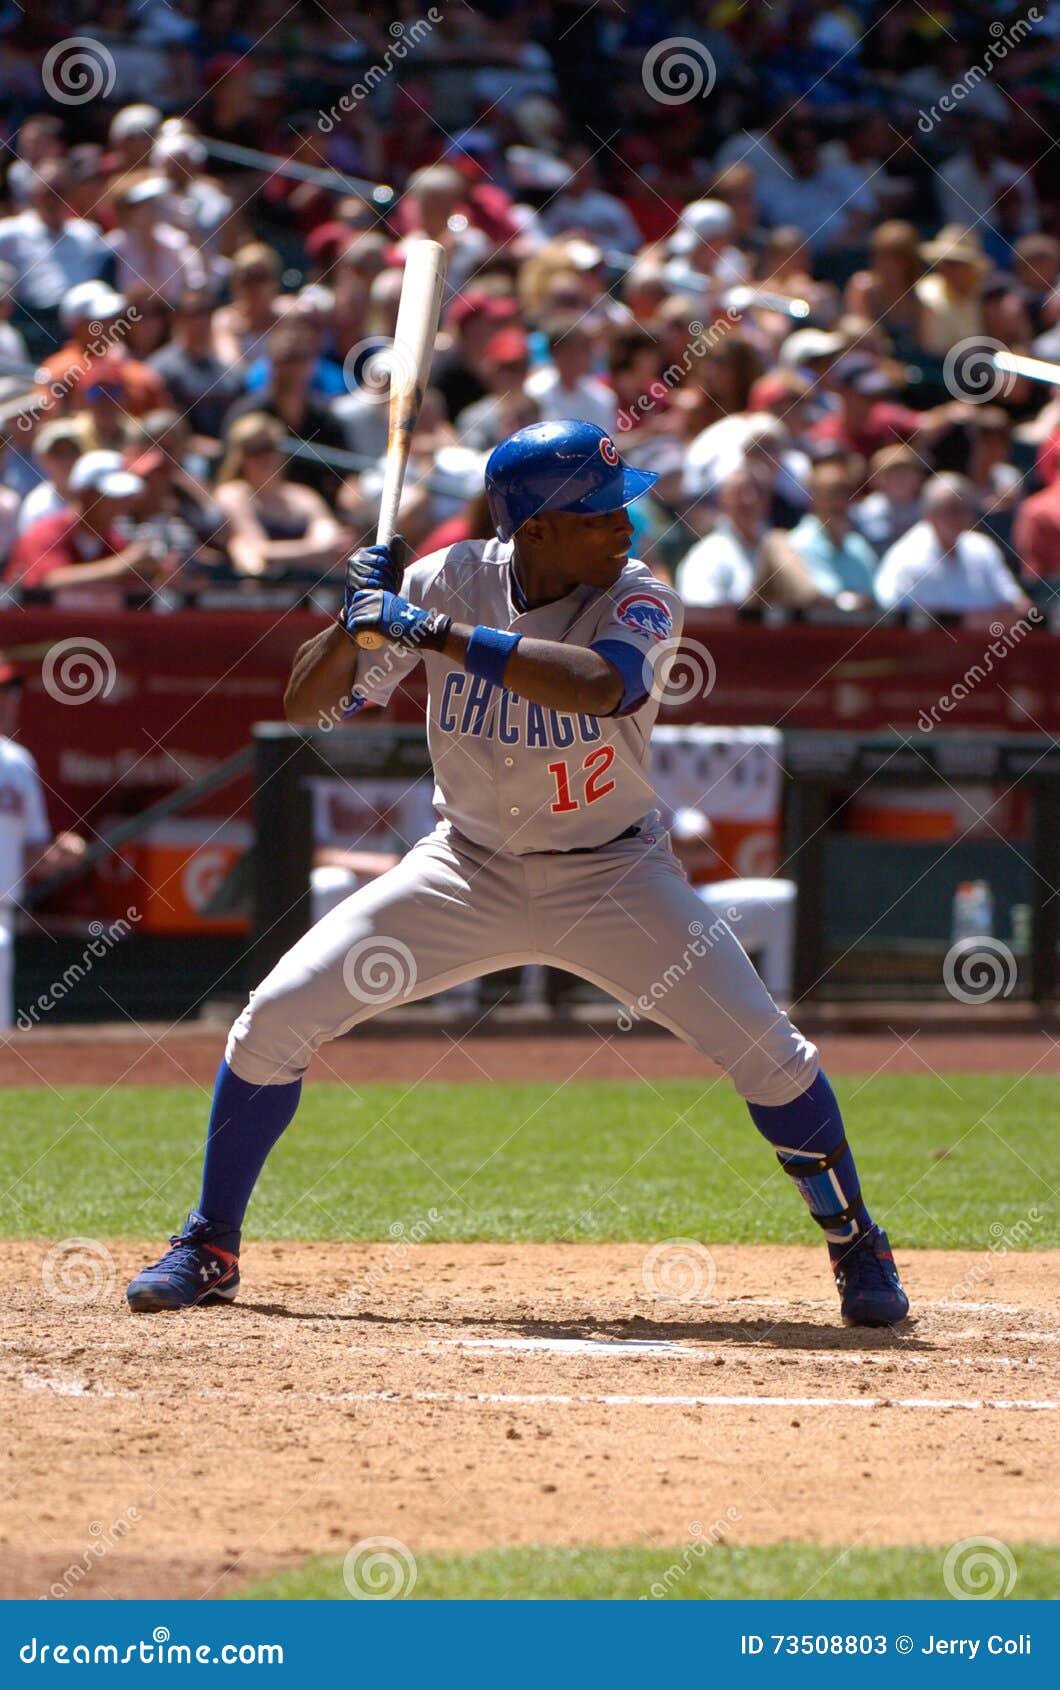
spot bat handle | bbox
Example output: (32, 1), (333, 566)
(353, 441), (409, 651)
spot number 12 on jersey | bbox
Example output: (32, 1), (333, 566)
(547, 746), (617, 812)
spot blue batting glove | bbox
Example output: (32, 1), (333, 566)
(342, 535), (408, 619)
(341, 588), (451, 651)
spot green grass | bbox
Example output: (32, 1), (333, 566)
(235, 1542), (1060, 1601)
(0, 1076), (1055, 1248)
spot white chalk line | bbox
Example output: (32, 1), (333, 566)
(440, 1337), (1046, 1368)
(19, 1374), (1058, 1412)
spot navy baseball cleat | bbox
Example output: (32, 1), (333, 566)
(831, 1227), (909, 1327)
(126, 1211), (241, 1312)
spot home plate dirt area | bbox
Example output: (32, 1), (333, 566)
(2, 1242), (1057, 1599)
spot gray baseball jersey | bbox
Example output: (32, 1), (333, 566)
(347, 537), (680, 853)
(227, 537), (818, 1106)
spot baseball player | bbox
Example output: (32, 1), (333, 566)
(0, 663), (87, 1028)
(127, 421), (909, 1327)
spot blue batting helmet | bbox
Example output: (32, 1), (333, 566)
(484, 420), (658, 542)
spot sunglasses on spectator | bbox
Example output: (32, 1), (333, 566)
(86, 383), (124, 401)
(242, 439), (280, 456)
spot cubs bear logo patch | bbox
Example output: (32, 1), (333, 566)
(598, 436), (620, 467)
(615, 592), (672, 641)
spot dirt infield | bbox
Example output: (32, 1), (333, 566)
(3, 1016), (1060, 1089)
(3, 1241), (1057, 1599)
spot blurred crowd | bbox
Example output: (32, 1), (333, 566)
(1, 0), (1060, 617)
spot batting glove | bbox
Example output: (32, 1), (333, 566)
(342, 535), (409, 618)
(340, 588), (451, 652)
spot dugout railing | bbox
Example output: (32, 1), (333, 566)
(253, 723), (1060, 1007)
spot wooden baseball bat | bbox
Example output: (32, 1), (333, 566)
(354, 238), (448, 650)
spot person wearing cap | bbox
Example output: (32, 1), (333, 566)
(214, 413), (354, 582)
(524, 312), (617, 435)
(664, 198), (749, 297)
(151, 130), (233, 256)
(455, 328), (539, 453)
(107, 105), (164, 175)
(434, 291), (521, 423)
(810, 352), (967, 460)
(105, 172), (206, 307)
(0, 663), (87, 1028)
(37, 281), (169, 419)
(0, 163), (109, 357)
(16, 416), (92, 536)
(875, 473), (1031, 615)
(5, 450), (158, 594)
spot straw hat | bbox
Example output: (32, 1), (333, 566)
(919, 225), (990, 269)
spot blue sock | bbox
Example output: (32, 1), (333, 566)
(747, 1071), (873, 1256)
(198, 1060), (302, 1230)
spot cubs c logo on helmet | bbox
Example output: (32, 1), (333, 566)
(599, 436), (620, 467)
(615, 592), (673, 642)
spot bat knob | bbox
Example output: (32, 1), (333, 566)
(355, 630), (386, 651)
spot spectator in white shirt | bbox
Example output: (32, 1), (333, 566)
(0, 162), (108, 319)
(664, 198), (748, 297)
(875, 474), (1030, 614)
(936, 120), (1038, 242)
(105, 172), (206, 306)
(15, 417), (92, 535)
(677, 464), (769, 606)
(6, 115), (65, 209)
(756, 118), (875, 257)
(0, 262), (31, 383)
(676, 463), (817, 610)
(524, 313), (617, 434)
(542, 144), (642, 256)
